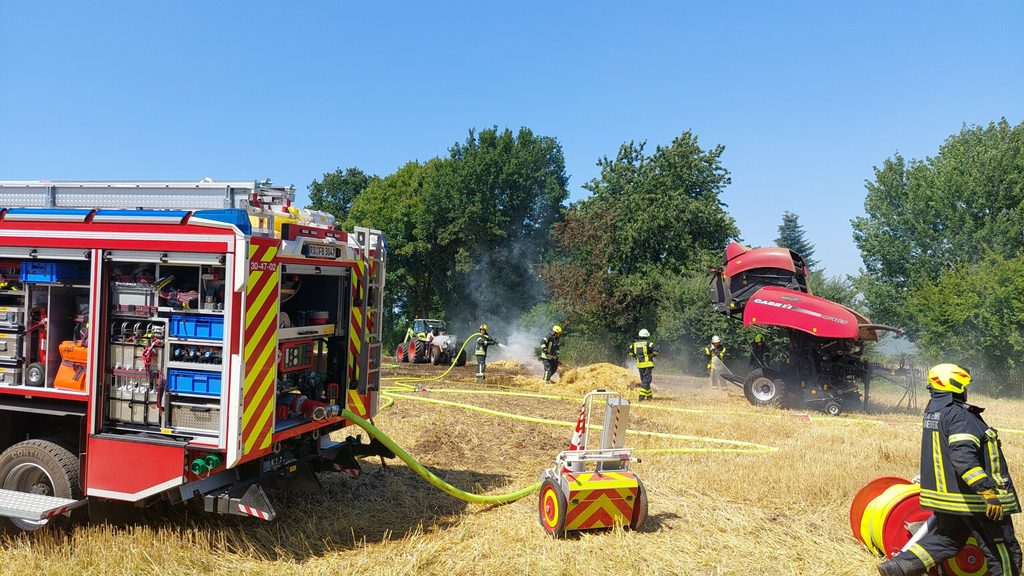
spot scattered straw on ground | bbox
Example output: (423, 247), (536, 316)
(559, 362), (638, 397)
(487, 359), (528, 373)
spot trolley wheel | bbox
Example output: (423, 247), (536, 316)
(538, 478), (567, 538)
(26, 362), (45, 387)
(743, 369), (786, 407)
(629, 477), (649, 531)
(455, 349), (466, 367)
(941, 537), (988, 575)
(825, 401), (842, 416)
(0, 438), (81, 531)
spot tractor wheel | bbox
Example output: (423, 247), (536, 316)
(538, 478), (567, 538)
(395, 344), (408, 363)
(629, 477), (649, 531)
(26, 362), (45, 387)
(413, 342), (427, 364)
(430, 346), (441, 365)
(743, 369), (786, 407)
(455, 349), (466, 367)
(0, 438), (80, 531)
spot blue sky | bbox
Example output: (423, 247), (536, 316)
(1, 1), (1021, 276)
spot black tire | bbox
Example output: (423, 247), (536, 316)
(0, 439), (81, 531)
(824, 401), (842, 416)
(430, 346), (441, 366)
(26, 362), (45, 387)
(455, 349), (466, 367)
(395, 344), (408, 363)
(413, 342), (427, 364)
(743, 369), (787, 407)
(630, 477), (649, 531)
(538, 478), (567, 538)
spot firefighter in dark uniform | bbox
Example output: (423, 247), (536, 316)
(878, 364), (1022, 576)
(628, 329), (657, 401)
(749, 333), (769, 369)
(540, 325), (562, 383)
(474, 324), (498, 382)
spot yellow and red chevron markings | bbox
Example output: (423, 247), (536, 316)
(243, 239), (280, 455)
(564, 471), (639, 530)
(347, 260), (365, 388)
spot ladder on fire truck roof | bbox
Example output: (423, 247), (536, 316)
(354, 227), (386, 396)
(0, 179), (293, 211)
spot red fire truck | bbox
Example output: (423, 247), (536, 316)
(0, 179), (387, 530)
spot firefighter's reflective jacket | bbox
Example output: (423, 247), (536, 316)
(704, 344), (726, 369)
(918, 392), (1020, 516)
(540, 335), (560, 360)
(475, 333), (498, 357)
(629, 339), (657, 368)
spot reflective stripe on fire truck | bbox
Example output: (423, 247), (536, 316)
(347, 259), (366, 397)
(243, 241), (280, 454)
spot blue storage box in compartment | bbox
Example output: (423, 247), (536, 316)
(20, 260), (89, 283)
(167, 369), (222, 396)
(170, 315), (224, 340)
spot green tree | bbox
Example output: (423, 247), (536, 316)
(907, 253), (1024, 393)
(852, 119), (1024, 338)
(775, 211), (818, 268)
(541, 131), (739, 353)
(308, 167), (375, 221)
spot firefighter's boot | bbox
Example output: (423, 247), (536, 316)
(877, 555), (926, 576)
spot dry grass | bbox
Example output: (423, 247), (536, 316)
(3, 363), (1024, 576)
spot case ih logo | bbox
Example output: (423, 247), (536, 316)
(753, 298), (793, 310)
(250, 261), (278, 272)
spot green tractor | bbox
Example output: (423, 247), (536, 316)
(395, 319), (467, 366)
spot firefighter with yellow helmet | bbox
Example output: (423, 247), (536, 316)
(539, 325), (563, 383)
(628, 329), (658, 402)
(474, 324), (499, 382)
(878, 364), (1022, 576)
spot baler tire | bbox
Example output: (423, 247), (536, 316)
(744, 369), (786, 407)
(0, 438), (81, 532)
(455, 350), (466, 367)
(430, 346), (441, 366)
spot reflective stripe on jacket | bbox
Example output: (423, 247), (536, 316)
(540, 335), (560, 360)
(629, 339), (657, 368)
(918, 392), (1020, 516)
(704, 345), (725, 369)
(476, 333), (497, 357)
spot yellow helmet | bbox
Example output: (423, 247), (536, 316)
(552, 325), (563, 334)
(927, 363), (972, 394)
(480, 324), (488, 332)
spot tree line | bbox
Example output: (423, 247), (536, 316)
(309, 119), (1024, 384)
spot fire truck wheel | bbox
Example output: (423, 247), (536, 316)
(538, 478), (567, 538)
(26, 362), (45, 387)
(430, 346), (441, 365)
(455, 349), (466, 367)
(413, 342), (427, 364)
(743, 369), (787, 407)
(629, 477), (649, 531)
(0, 439), (80, 531)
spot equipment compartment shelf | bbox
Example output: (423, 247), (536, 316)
(166, 361), (221, 372)
(167, 338), (223, 347)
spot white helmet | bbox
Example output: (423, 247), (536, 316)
(638, 329), (650, 338)
(711, 335), (721, 344)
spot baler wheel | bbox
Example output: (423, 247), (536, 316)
(744, 369), (786, 406)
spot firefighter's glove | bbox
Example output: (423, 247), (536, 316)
(979, 489), (1005, 521)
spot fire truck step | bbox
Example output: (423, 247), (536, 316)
(0, 488), (87, 521)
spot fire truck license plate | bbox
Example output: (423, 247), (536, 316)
(303, 244), (339, 259)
